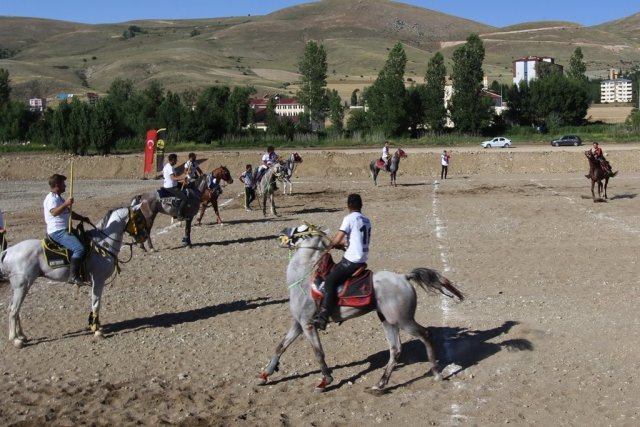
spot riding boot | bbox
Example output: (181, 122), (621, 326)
(68, 258), (86, 286)
(177, 199), (188, 221)
(312, 306), (331, 331)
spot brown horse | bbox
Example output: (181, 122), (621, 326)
(195, 166), (233, 226)
(585, 151), (617, 201)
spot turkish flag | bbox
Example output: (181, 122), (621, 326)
(144, 129), (157, 174)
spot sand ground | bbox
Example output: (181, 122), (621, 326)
(1, 147), (640, 426)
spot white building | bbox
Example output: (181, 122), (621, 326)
(600, 78), (633, 103)
(512, 56), (562, 85)
(28, 97), (46, 112)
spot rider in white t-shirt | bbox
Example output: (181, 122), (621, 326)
(381, 141), (391, 171)
(184, 152), (204, 181)
(162, 153), (189, 219)
(312, 193), (371, 331)
(43, 173), (90, 285)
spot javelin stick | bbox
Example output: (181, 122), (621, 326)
(68, 160), (74, 232)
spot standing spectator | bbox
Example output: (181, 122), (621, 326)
(240, 164), (256, 211)
(440, 150), (450, 180)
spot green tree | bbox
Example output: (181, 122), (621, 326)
(68, 97), (90, 155)
(0, 68), (10, 104)
(194, 85), (230, 143)
(225, 86), (255, 133)
(423, 52), (447, 132)
(350, 89), (359, 106)
(449, 34), (492, 133)
(405, 85), (426, 138)
(297, 41), (328, 129)
(49, 101), (72, 152)
(567, 47), (588, 82)
(90, 99), (117, 155)
(364, 42), (408, 136)
(530, 73), (589, 126)
(327, 89), (344, 132)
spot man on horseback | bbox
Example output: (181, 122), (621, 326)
(163, 153), (189, 220)
(256, 146), (279, 190)
(313, 193), (372, 331)
(586, 142), (613, 178)
(43, 174), (90, 286)
(381, 141), (391, 171)
(184, 152), (203, 182)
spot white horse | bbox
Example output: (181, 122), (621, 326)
(0, 206), (147, 348)
(278, 152), (303, 195)
(258, 223), (464, 392)
(256, 162), (283, 216)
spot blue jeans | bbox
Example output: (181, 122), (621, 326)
(49, 229), (85, 260)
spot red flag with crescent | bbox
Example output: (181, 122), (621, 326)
(144, 129), (157, 174)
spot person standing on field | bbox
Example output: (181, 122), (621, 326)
(440, 150), (450, 179)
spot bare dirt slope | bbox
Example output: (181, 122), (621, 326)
(1, 148), (640, 426)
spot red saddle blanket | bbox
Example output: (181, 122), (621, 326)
(310, 253), (374, 308)
(375, 159), (386, 169)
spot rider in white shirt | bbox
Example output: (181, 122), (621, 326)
(381, 141), (391, 171)
(184, 152), (204, 181)
(43, 173), (90, 285)
(162, 154), (189, 219)
(312, 193), (371, 331)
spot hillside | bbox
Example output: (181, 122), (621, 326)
(1, 0), (639, 103)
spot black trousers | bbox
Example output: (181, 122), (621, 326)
(441, 165), (448, 179)
(321, 258), (364, 312)
(244, 187), (255, 207)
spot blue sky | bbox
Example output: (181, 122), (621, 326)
(1, 1), (637, 27)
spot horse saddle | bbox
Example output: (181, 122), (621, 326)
(157, 187), (199, 209)
(376, 159), (390, 171)
(310, 253), (374, 308)
(42, 225), (89, 273)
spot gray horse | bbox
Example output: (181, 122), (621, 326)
(0, 206), (147, 348)
(278, 152), (303, 195)
(256, 163), (283, 216)
(258, 223), (464, 392)
(370, 148), (407, 187)
(131, 176), (206, 250)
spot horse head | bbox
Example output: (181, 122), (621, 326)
(291, 152), (303, 163)
(212, 166), (233, 184)
(279, 223), (329, 249)
(396, 148), (408, 159)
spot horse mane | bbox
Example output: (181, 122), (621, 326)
(95, 207), (127, 230)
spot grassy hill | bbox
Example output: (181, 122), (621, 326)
(1, 0), (639, 103)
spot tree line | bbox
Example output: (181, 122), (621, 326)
(1, 34), (638, 154)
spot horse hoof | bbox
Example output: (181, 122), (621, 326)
(257, 372), (269, 385)
(366, 386), (389, 396)
(13, 338), (25, 349)
(94, 330), (105, 339)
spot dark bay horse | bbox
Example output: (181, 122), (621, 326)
(131, 176), (206, 250)
(258, 223), (464, 392)
(370, 148), (407, 187)
(585, 151), (617, 201)
(195, 166), (233, 226)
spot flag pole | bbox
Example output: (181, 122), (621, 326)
(68, 160), (74, 232)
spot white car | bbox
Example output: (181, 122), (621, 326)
(481, 137), (512, 148)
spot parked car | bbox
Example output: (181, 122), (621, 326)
(551, 135), (582, 146)
(481, 137), (512, 148)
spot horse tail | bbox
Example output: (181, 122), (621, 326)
(406, 268), (464, 301)
(609, 170), (618, 178)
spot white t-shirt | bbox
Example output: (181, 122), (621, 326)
(382, 146), (390, 161)
(184, 160), (200, 179)
(340, 211), (371, 264)
(43, 192), (69, 234)
(441, 153), (450, 166)
(163, 162), (178, 188)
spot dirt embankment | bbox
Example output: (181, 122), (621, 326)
(2, 144), (639, 181)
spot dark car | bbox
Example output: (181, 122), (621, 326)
(551, 135), (582, 147)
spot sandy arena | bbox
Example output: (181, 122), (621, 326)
(1, 145), (640, 426)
